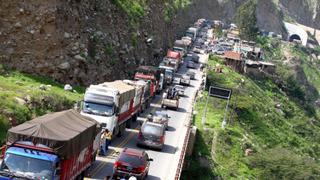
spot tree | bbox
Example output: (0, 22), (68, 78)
(235, 0), (259, 41)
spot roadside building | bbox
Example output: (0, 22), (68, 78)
(224, 51), (244, 73)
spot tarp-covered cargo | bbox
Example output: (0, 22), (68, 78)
(136, 66), (163, 81)
(101, 80), (135, 107)
(7, 109), (100, 158)
(174, 40), (188, 49)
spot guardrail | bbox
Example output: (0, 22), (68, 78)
(175, 89), (198, 180)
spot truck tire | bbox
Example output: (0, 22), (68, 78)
(132, 115), (138, 122)
(117, 123), (126, 137)
(114, 126), (120, 138)
(126, 118), (132, 128)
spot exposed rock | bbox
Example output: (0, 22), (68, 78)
(14, 22), (22, 28)
(58, 62), (71, 70)
(64, 84), (73, 91)
(64, 32), (71, 39)
(39, 84), (47, 91)
(14, 97), (26, 105)
(245, 148), (254, 156)
(74, 55), (86, 62)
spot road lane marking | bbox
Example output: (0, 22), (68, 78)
(89, 97), (163, 178)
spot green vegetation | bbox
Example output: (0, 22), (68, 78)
(182, 51), (320, 179)
(164, 0), (191, 22)
(0, 65), (84, 144)
(235, 0), (259, 41)
(111, 0), (147, 23)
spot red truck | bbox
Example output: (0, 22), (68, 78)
(166, 50), (183, 67)
(0, 110), (101, 180)
(134, 66), (165, 97)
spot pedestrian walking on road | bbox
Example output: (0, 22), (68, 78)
(104, 129), (112, 151)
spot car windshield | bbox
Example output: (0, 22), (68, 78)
(142, 124), (163, 135)
(119, 154), (144, 167)
(83, 101), (114, 116)
(174, 86), (184, 90)
(1, 153), (53, 180)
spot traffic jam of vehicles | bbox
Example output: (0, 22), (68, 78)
(0, 18), (212, 180)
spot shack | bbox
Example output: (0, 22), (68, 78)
(224, 51), (244, 73)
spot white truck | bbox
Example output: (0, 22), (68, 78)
(186, 27), (198, 41)
(81, 80), (137, 137)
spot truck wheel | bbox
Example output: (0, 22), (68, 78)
(132, 115), (138, 122)
(117, 123), (126, 137)
(126, 119), (132, 128)
(114, 127), (120, 138)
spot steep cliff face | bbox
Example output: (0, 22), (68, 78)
(0, 0), (318, 86)
(0, 0), (180, 85)
(279, 0), (320, 28)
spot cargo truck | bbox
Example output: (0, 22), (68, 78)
(134, 66), (165, 97)
(122, 79), (150, 117)
(186, 27), (198, 41)
(0, 110), (101, 180)
(166, 50), (182, 66)
(81, 80), (136, 137)
(158, 63), (174, 85)
(173, 40), (188, 57)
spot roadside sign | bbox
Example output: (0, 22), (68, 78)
(209, 86), (232, 100)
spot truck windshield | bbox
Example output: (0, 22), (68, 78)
(83, 101), (114, 116)
(165, 70), (173, 77)
(1, 153), (53, 180)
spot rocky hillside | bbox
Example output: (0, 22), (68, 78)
(0, 0), (318, 86)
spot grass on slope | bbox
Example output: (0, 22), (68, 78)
(111, 0), (147, 23)
(0, 65), (84, 144)
(182, 55), (320, 179)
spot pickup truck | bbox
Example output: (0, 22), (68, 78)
(161, 89), (179, 110)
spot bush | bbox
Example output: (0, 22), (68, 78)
(235, 0), (258, 41)
(249, 147), (320, 180)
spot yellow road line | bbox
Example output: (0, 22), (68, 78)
(89, 96), (163, 178)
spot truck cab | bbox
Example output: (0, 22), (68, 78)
(81, 85), (117, 132)
(0, 143), (58, 180)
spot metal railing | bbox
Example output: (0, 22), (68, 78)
(175, 90), (198, 180)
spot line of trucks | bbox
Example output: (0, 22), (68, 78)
(0, 19), (204, 180)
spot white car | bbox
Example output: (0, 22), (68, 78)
(173, 85), (186, 96)
(180, 75), (191, 86)
(172, 77), (181, 85)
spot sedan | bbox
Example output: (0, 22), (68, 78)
(113, 148), (153, 180)
(180, 75), (191, 86)
(137, 121), (166, 150)
(174, 84), (186, 96)
(186, 71), (196, 79)
(187, 61), (196, 69)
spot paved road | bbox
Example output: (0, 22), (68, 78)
(85, 53), (209, 180)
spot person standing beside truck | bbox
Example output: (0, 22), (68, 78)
(100, 130), (107, 156)
(105, 129), (112, 151)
